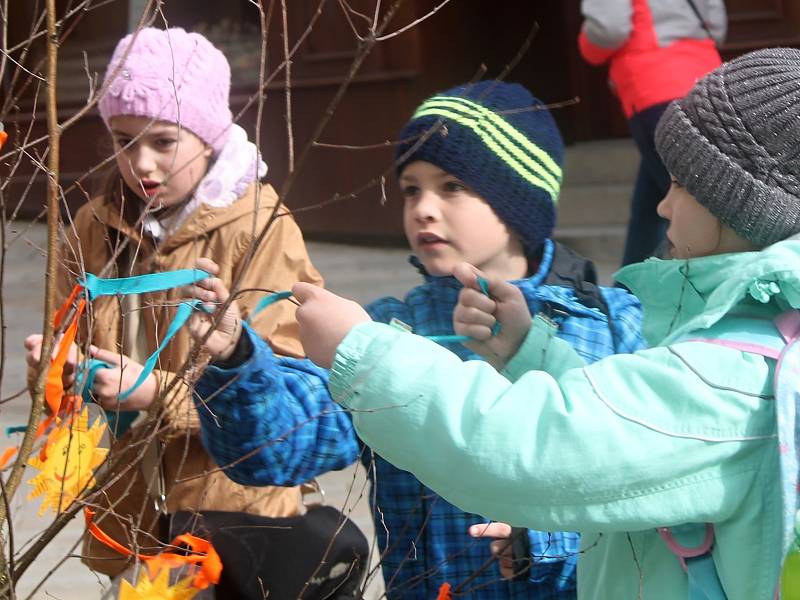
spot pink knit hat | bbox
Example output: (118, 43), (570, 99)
(98, 27), (232, 155)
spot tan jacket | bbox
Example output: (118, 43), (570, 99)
(53, 183), (324, 573)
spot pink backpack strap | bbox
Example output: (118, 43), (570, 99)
(683, 338), (781, 359)
(775, 310), (800, 345)
(665, 311), (800, 599)
(683, 311), (800, 360)
(657, 524), (715, 573)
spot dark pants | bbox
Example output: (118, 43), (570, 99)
(620, 101), (672, 267)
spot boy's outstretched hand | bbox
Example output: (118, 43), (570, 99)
(293, 283), (371, 369)
(469, 522), (517, 580)
(452, 262), (532, 370)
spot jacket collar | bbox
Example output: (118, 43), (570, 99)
(407, 239), (611, 319)
(86, 183), (279, 252)
(616, 239), (800, 346)
(408, 239), (556, 289)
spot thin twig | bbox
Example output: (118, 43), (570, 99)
(0, 0), (160, 163)
(375, 0), (455, 41)
(494, 20), (539, 83)
(0, 474), (15, 600)
(0, 0), (10, 88)
(0, 0), (62, 527)
(338, 0), (365, 41)
(281, 0), (295, 172)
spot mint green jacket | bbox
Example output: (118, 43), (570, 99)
(329, 240), (800, 600)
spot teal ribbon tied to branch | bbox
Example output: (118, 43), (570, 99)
(73, 269), (500, 428)
(77, 269), (212, 404)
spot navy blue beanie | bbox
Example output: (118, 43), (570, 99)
(396, 80), (564, 253)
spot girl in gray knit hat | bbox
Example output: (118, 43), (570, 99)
(290, 47), (800, 599)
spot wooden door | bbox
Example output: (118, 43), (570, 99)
(724, 0), (800, 56)
(4, 0), (800, 240)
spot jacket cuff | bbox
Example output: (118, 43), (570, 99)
(329, 321), (398, 406)
(578, 29), (617, 65)
(502, 315), (559, 382)
(204, 323), (265, 376)
(159, 368), (204, 436)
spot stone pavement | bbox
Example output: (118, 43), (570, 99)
(0, 223), (618, 599)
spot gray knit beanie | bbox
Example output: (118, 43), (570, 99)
(655, 47), (800, 247)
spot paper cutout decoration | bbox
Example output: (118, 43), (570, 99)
(26, 407), (107, 515)
(117, 568), (200, 600)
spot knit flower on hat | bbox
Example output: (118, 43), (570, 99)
(107, 68), (164, 104)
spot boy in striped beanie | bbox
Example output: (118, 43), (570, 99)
(336, 80), (645, 598)
(187, 80), (645, 599)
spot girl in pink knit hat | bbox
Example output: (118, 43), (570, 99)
(22, 27), (361, 597)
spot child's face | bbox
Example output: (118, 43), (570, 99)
(109, 115), (212, 209)
(401, 161), (527, 279)
(657, 178), (757, 258)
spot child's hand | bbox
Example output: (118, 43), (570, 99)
(88, 347), (157, 411)
(452, 262), (531, 370)
(468, 522), (519, 580)
(24, 333), (79, 387)
(185, 258), (242, 362)
(293, 283), (371, 369)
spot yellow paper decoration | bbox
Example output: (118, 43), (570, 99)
(118, 568), (200, 600)
(27, 408), (108, 515)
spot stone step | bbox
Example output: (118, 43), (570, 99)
(558, 181), (632, 228)
(554, 226), (626, 281)
(553, 138), (639, 275)
(558, 138), (637, 231)
(562, 138), (639, 186)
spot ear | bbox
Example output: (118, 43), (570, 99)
(203, 144), (213, 159)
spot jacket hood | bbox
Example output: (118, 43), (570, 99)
(615, 239), (800, 346)
(408, 239), (555, 289)
(406, 239), (613, 321)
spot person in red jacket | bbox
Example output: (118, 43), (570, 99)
(578, 0), (726, 266)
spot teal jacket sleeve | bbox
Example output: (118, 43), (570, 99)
(502, 315), (588, 382)
(329, 322), (777, 533)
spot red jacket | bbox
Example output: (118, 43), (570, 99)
(578, 0), (725, 117)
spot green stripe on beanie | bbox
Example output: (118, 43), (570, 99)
(414, 106), (560, 200)
(416, 96), (563, 189)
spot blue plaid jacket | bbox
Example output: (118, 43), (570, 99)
(194, 240), (645, 599)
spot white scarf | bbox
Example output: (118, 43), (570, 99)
(143, 124), (268, 241)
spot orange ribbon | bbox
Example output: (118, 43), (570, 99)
(46, 296), (85, 415)
(53, 285), (82, 329)
(0, 400), (69, 469)
(1, 289), (84, 468)
(84, 508), (222, 589)
(437, 582), (453, 600)
(0, 447), (17, 469)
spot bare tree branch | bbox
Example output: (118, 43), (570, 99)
(0, 0), (62, 531)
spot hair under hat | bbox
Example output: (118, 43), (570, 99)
(395, 81), (564, 253)
(98, 27), (232, 155)
(655, 47), (800, 247)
